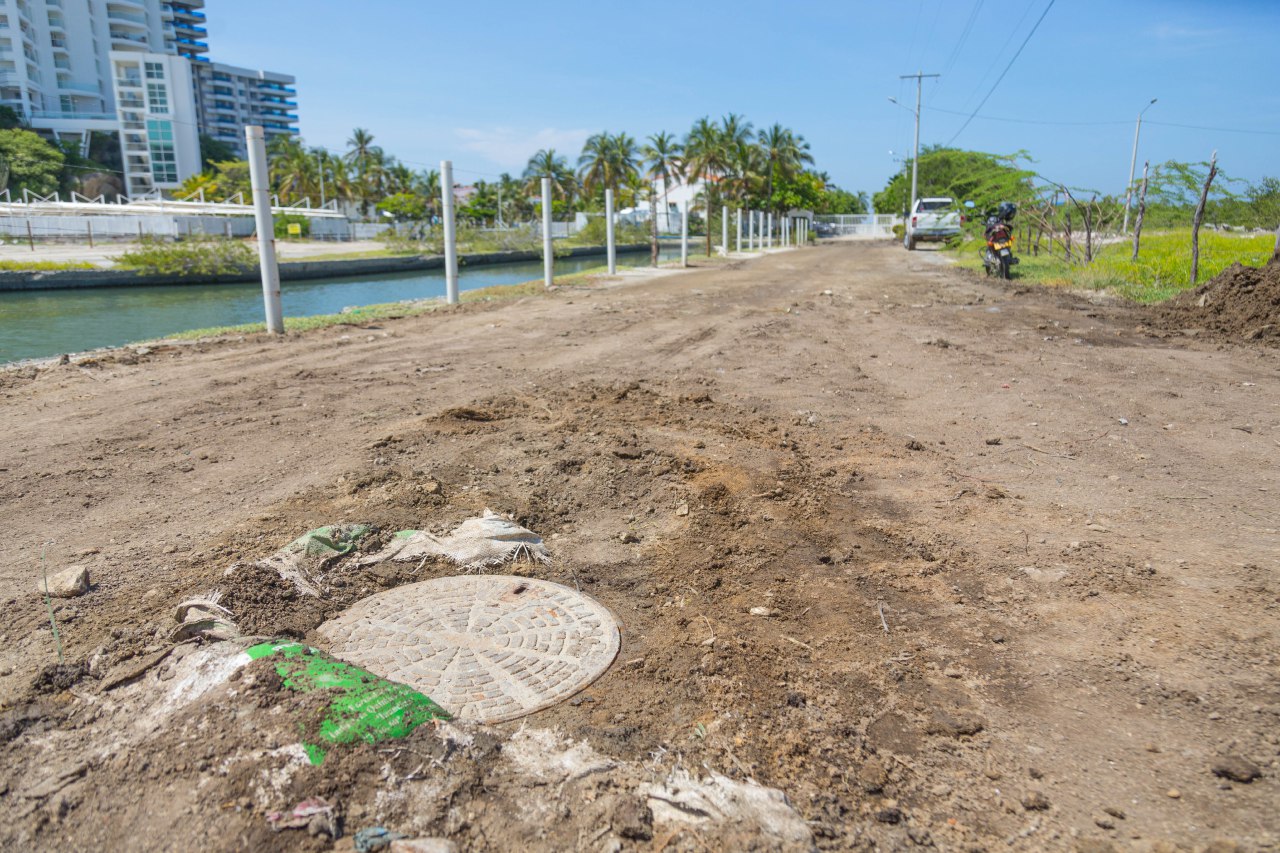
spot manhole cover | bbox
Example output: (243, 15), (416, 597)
(316, 576), (620, 723)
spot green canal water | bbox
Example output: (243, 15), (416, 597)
(0, 246), (685, 364)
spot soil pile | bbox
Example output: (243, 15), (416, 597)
(1155, 256), (1280, 343)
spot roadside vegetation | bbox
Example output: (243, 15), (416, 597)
(0, 259), (97, 272)
(116, 237), (255, 277)
(946, 230), (1273, 302)
(884, 145), (1279, 300)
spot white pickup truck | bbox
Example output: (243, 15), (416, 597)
(904, 197), (961, 250)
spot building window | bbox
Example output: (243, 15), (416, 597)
(145, 62), (165, 80)
(147, 82), (168, 113)
(147, 120), (178, 183)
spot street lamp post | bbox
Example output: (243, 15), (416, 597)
(1123, 98), (1157, 234)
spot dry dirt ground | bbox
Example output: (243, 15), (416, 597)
(0, 242), (1277, 852)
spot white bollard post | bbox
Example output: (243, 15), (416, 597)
(605, 187), (616, 275)
(766, 213), (773, 249)
(784, 217), (789, 247)
(542, 177), (553, 288)
(245, 125), (282, 334)
(750, 211), (757, 250)
(680, 200), (689, 267)
(721, 205), (728, 257)
(735, 208), (742, 253)
(441, 160), (459, 304)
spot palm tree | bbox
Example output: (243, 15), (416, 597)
(268, 135), (315, 203)
(685, 117), (729, 255)
(576, 132), (640, 200)
(642, 131), (683, 263)
(719, 113), (755, 204)
(758, 123), (814, 213)
(345, 128), (382, 217)
(522, 148), (575, 203)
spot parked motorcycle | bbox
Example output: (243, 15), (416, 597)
(982, 202), (1019, 279)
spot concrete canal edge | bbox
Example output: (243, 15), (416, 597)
(0, 244), (655, 292)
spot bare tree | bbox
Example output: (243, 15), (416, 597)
(1190, 151), (1218, 285)
(1131, 161), (1150, 261)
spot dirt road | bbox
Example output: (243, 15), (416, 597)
(1, 242), (1276, 851)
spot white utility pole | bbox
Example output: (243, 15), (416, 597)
(245, 125), (282, 334)
(605, 188), (616, 274)
(1123, 98), (1158, 234)
(680, 199), (688, 267)
(748, 211), (754, 250)
(497, 185), (503, 228)
(721, 205), (728, 256)
(897, 71), (940, 213)
(541, 177), (553, 288)
(735, 208), (742, 253)
(441, 160), (458, 304)
(766, 213), (773, 249)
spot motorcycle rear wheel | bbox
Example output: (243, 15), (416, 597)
(999, 255), (1011, 279)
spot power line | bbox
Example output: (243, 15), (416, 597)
(927, 105), (1128, 127)
(945, 0), (1056, 146)
(1145, 119), (1280, 137)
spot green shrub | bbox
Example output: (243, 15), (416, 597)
(274, 213), (311, 239)
(117, 236), (255, 277)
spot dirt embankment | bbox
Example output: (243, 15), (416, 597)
(1156, 257), (1280, 343)
(1, 243), (1276, 852)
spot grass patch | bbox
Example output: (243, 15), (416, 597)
(946, 230), (1273, 303)
(0, 259), (97, 272)
(117, 236), (255, 278)
(164, 300), (443, 340)
(282, 247), (425, 262)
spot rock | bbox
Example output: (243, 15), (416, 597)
(748, 606), (779, 618)
(1102, 806), (1126, 820)
(875, 807), (903, 824)
(1166, 788), (1181, 799)
(1093, 813), (1116, 830)
(905, 439), (925, 451)
(619, 531), (639, 544)
(985, 437), (1002, 445)
(925, 709), (985, 737)
(1212, 756), (1261, 783)
(857, 759), (888, 793)
(422, 480), (443, 496)
(611, 794), (653, 840)
(389, 841), (457, 853)
(1021, 791), (1050, 811)
(675, 502), (689, 517)
(39, 566), (89, 598)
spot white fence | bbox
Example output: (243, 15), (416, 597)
(814, 214), (901, 238)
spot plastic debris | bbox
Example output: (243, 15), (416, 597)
(245, 640), (450, 765)
(171, 592), (239, 641)
(641, 770), (814, 846)
(258, 523), (373, 597)
(354, 827), (408, 852)
(267, 796), (338, 837)
(360, 510), (550, 571)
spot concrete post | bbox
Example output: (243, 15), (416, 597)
(605, 188), (616, 275)
(735, 208), (742, 253)
(245, 125), (283, 334)
(748, 211), (755, 251)
(721, 205), (728, 256)
(542, 177), (553, 288)
(441, 160), (459, 304)
(680, 200), (689, 267)
(766, 213), (773, 249)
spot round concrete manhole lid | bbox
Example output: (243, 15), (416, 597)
(316, 575), (621, 723)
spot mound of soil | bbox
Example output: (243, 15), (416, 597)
(1155, 256), (1280, 343)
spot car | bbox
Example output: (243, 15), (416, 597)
(903, 197), (961, 251)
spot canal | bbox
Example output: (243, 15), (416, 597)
(0, 246), (686, 364)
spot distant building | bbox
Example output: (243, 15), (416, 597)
(193, 61), (298, 159)
(0, 0), (295, 197)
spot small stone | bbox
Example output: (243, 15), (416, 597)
(749, 606), (779, 618)
(1102, 806), (1126, 820)
(422, 480), (443, 496)
(905, 439), (925, 451)
(943, 667), (964, 678)
(1094, 814), (1116, 830)
(619, 531), (639, 544)
(1021, 791), (1050, 811)
(39, 565), (89, 598)
(675, 502), (689, 517)
(857, 759), (888, 793)
(162, 544), (178, 554)
(1166, 788), (1181, 799)
(1212, 756), (1261, 784)
(875, 807), (903, 824)
(985, 437), (1002, 445)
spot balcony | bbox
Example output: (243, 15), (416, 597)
(29, 110), (115, 121)
(109, 31), (150, 50)
(57, 79), (99, 94)
(107, 10), (148, 26)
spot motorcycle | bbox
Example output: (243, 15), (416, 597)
(982, 202), (1019, 279)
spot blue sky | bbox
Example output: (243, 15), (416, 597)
(210, 0), (1279, 198)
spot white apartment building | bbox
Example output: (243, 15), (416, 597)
(0, 0), (295, 198)
(192, 60), (296, 158)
